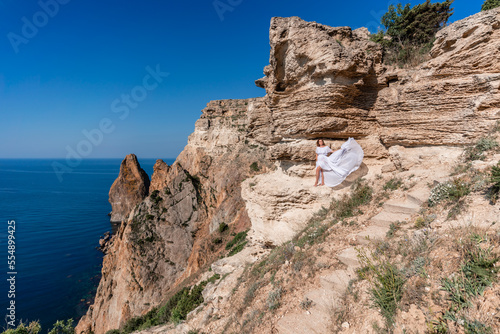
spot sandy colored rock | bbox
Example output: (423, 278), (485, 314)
(78, 9), (500, 334)
(76, 162), (200, 334)
(108, 154), (150, 223)
(149, 159), (171, 193)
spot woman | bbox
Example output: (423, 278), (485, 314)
(314, 139), (333, 186)
(314, 138), (364, 188)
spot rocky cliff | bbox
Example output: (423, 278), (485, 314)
(77, 8), (500, 334)
(108, 154), (150, 223)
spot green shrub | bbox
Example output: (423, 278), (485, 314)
(489, 163), (500, 204)
(2, 322), (42, 334)
(464, 137), (499, 161)
(207, 273), (220, 284)
(225, 231), (248, 250)
(482, 0), (500, 11)
(330, 180), (373, 219)
(267, 286), (283, 310)
(228, 241), (247, 256)
(463, 319), (492, 334)
(250, 162), (260, 172)
(373, 0), (454, 66)
(112, 279), (211, 333)
(169, 283), (205, 324)
(428, 178), (471, 206)
(441, 238), (499, 311)
(358, 251), (406, 327)
(386, 221), (402, 238)
(383, 178), (403, 191)
(105, 330), (121, 334)
(150, 190), (163, 205)
(47, 320), (74, 334)
(218, 222), (229, 233)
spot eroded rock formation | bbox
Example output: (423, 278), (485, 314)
(109, 154), (150, 223)
(77, 8), (500, 334)
(76, 100), (271, 334)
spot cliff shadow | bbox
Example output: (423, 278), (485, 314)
(331, 162), (369, 191)
(351, 71), (380, 111)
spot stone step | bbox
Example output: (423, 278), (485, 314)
(371, 211), (411, 227)
(319, 269), (356, 292)
(407, 187), (430, 206)
(356, 225), (390, 245)
(337, 247), (360, 268)
(383, 199), (420, 215)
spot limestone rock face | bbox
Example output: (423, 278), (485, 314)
(109, 154), (150, 223)
(76, 161), (200, 334)
(77, 99), (272, 334)
(149, 159), (172, 193)
(252, 12), (500, 148)
(78, 9), (500, 334)
(375, 8), (500, 146)
(254, 16), (384, 142)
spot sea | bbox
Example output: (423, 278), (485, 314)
(0, 158), (175, 331)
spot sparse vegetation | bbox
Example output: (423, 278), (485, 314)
(386, 221), (402, 238)
(428, 177), (472, 219)
(414, 214), (436, 229)
(250, 162), (260, 172)
(489, 162), (500, 204)
(218, 222), (229, 233)
(106, 274), (220, 334)
(358, 250), (406, 327)
(267, 286), (283, 310)
(150, 190), (162, 205)
(482, 0), (500, 11)
(300, 297), (313, 310)
(433, 232), (500, 333)
(383, 177), (403, 191)
(3, 320), (74, 334)
(225, 230), (248, 256)
(330, 179), (373, 220)
(464, 137), (499, 161)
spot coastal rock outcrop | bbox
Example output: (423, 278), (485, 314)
(253, 13), (499, 149)
(78, 8), (500, 334)
(108, 154), (150, 223)
(77, 161), (200, 334)
(76, 100), (271, 334)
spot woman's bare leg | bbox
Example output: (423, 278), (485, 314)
(315, 166), (322, 186)
(320, 170), (325, 186)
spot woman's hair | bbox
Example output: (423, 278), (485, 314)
(316, 139), (325, 147)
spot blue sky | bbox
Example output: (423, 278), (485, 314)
(0, 0), (485, 159)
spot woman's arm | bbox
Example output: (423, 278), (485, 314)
(316, 153), (318, 161)
(326, 146), (333, 156)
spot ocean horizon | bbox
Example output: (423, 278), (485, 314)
(0, 158), (175, 330)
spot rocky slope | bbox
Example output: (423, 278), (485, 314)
(77, 7), (500, 334)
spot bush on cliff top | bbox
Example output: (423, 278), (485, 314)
(371, 0), (454, 66)
(482, 0), (500, 11)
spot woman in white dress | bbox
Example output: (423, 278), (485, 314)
(314, 138), (364, 188)
(315, 139), (333, 186)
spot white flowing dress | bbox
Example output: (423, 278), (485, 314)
(316, 138), (364, 187)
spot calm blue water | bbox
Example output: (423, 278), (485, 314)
(0, 158), (175, 331)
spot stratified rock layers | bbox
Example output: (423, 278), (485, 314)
(77, 8), (500, 334)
